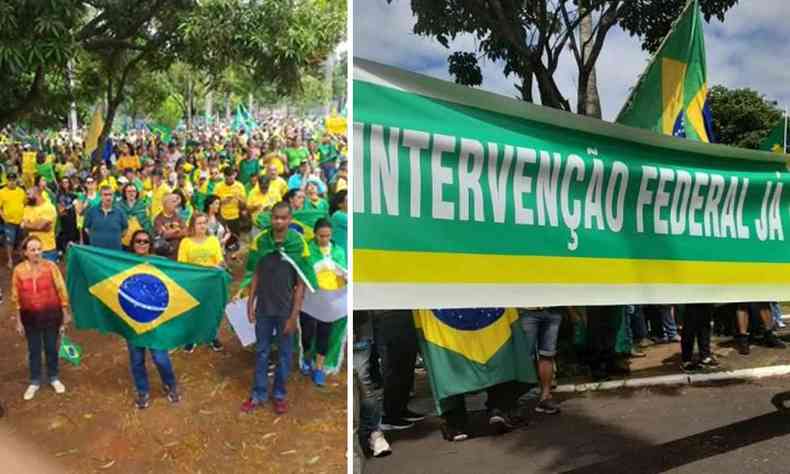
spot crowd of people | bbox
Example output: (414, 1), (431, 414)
(353, 302), (788, 456)
(0, 113), (348, 414)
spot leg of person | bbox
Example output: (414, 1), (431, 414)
(697, 305), (718, 367)
(630, 305), (650, 350)
(771, 302), (786, 329)
(43, 326), (63, 393)
(299, 312), (316, 375)
(127, 342), (151, 408)
(360, 396), (392, 457)
(535, 310), (562, 413)
(735, 304), (750, 355)
(210, 314), (224, 351)
(587, 306), (618, 380)
(486, 381), (524, 430)
(23, 326), (42, 400)
(756, 303), (786, 348)
(310, 319), (331, 386)
(150, 349), (179, 402)
(272, 316), (293, 414)
(660, 305), (679, 341)
(378, 312), (419, 427)
(244, 316), (275, 412)
(440, 394), (469, 441)
(680, 305), (699, 371)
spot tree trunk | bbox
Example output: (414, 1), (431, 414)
(224, 94), (230, 124)
(577, 4), (602, 118)
(186, 78), (193, 131)
(205, 90), (213, 125)
(533, 63), (570, 111)
(0, 66), (46, 129)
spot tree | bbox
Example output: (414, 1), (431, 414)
(396, 0), (738, 115)
(707, 85), (783, 149)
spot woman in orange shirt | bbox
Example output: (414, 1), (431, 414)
(10, 236), (72, 401)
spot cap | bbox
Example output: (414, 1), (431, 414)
(117, 176), (129, 184)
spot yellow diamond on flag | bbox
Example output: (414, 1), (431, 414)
(414, 308), (519, 364)
(89, 263), (199, 335)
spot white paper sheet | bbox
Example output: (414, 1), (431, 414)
(225, 298), (256, 347)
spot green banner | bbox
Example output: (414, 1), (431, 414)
(352, 59), (790, 310)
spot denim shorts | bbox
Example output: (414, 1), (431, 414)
(2, 222), (19, 247)
(519, 309), (563, 357)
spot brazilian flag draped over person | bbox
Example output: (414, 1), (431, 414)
(66, 245), (231, 350)
(414, 308), (536, 414)
(759, 116), (788, 154)
(617, 0), (715, 143)
(255, 208), (328, 241)
(240, 227), (318, 292)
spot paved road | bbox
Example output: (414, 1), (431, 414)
(363, 377), (790, 474)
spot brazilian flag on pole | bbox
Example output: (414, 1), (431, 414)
(66, 245), (231, 350)
(617, 0), (715, 143)
(414, 308), (536, 414)
(759, 115), (788, 154)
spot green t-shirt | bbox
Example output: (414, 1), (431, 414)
(304, 198), (329, 213)
(318, 144), (337, 165)
(284, 147), (310, 169)
(36, 161), (57, 184)
(238, 158), (260, 187)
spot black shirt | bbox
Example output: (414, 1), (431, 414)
(254, 252), (298, 319)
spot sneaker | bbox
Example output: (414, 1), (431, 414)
(166, 387), (181, 404)
(763, 332), (786, 349)
(699, 356), (720, 368)
(440, 423), (469, 442)
(681, 361), (701, 373)
(50, 379), (66, 394)
(535, 398), (561, 415)
(736, 336), (750, 355)
(637, 338), (653, 348)
(669, 335), (682, 343)
(135, 392), (151, 409)
(300, 359), (312, 376)
(380, 417), (414, 431)
(369, 431), (392, 457)
(273, 399), (288, 415)
(777, 320), (787, 329)
(210, 339), (224, 352)
(488, 409), (516, 429)
(401, 408), (426, 422)
(23, 384), (39, 401)
(183, 344), (196, 353)
(312, 368), (326, 386)
(240, 398), (262, 414)
(629, 348), (647, 358)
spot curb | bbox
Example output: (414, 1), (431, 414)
(554, 364), (790, 393)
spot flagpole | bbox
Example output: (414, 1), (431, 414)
(784, 106), (788, 153)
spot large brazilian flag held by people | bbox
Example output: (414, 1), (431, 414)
(66, 245), (231, 350)
(414, 308), (536, 414)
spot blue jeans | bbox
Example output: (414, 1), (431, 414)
(251, 316), (293, 403)
(127, 342), (176, 395)
(519, 309), (562, 357)
(771, 302), (783, 328)
(624, 305), (648, 345)
(25, 326), (60, 385)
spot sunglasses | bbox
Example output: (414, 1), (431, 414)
(134, 239), (150, 245)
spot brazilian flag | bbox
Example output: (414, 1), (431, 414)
(617, 0), (715, 143)
(760, 117), (787, 154)
(255, 208), (328, 241)
(66, 245), (231, 350)
(414, 308), (537, 414)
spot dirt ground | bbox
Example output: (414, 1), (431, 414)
(0, 251), (348, 474)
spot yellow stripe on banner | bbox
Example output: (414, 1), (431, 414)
(661, 58), (687, 135)
(354, 249), (790, 285)
(686, 84), (710, 143)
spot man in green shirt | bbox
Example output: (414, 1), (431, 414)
(237, 149), (260, 190)
(283, 137), (309, 171)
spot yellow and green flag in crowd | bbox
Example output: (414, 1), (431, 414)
(66, 245), (231, 350)
(85, 107), (104, 157)
(617, 0), (714, 143)
(760, 115), (788, 154)
(413, 308), (536, 414)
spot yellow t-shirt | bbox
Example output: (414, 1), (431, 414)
(142, 176), (153, 193)
(22, 152), (37, 175)
(177, 236), (223, 267)
(22, 202), (57, 251)
(117, 155), (141, 171)
(0, 186), (27, 224)
(268, 177), (289, 201)
(213, 181), (246, 221)
(246, 187), (277, 219)
(150, 182), (172, 219)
